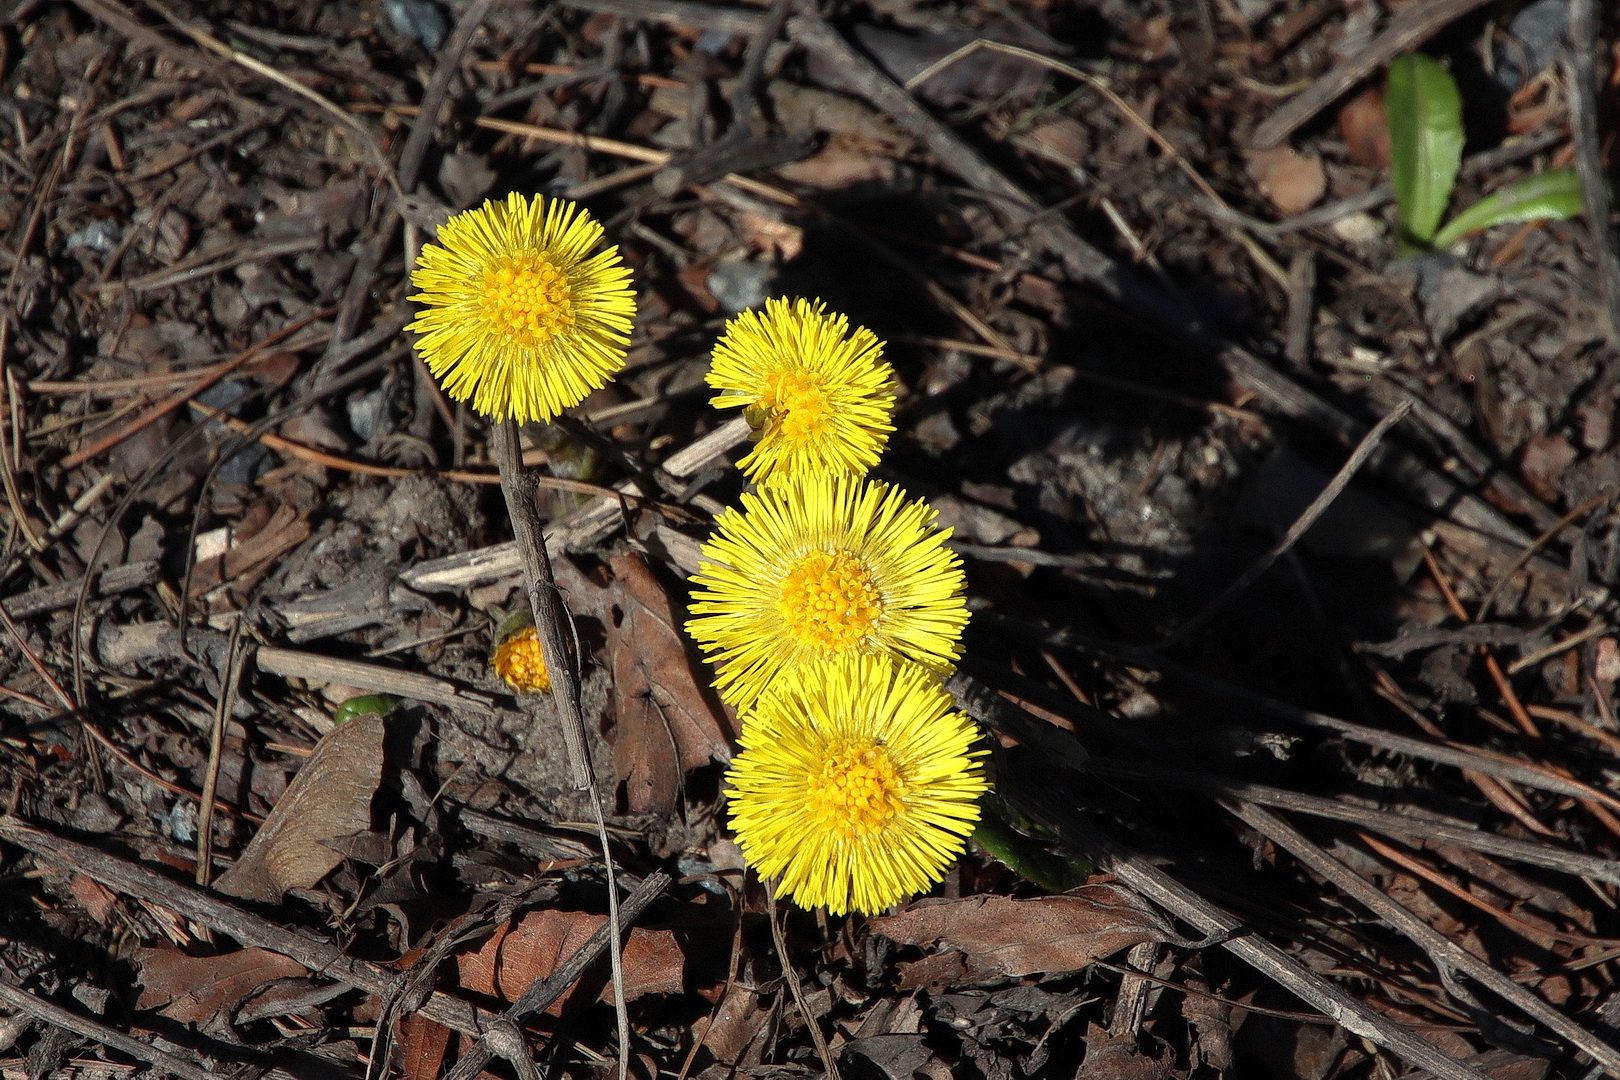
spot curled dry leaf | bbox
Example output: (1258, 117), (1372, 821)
(214, 710), (385, 903)
(135, 946), (308, 1028)
(1247, 147), (1327, 216)
(1596, 638), (1620, 685)
(1338, 85), (1392, 169)
(456, 908), (688, 1011)
(188, 499), (312, 601)
(1078, 1022), (1174, 1080)
(694, 977), (774, 1065)
(69, 875), (119, 923)
(607, 552), (734, 814)
(870, 884), (1191, 988)
(397, 1013), (454, 1080)
(1519, 432), (1578, 505)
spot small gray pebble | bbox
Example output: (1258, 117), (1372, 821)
(1496, 0), (1566, 90)
(197, 380), (251, 414)
(383, 0), (448, 50)
(675, 852), (728, 895)
(346, 386), (393, 444)
(695, 29), (734, 56)
(216, 441), (272, 487)
(71, 984), (110, 1015)
(65, 220), (121, 255)
(707, 262), (771, 314)
(168, 800), (198, 844)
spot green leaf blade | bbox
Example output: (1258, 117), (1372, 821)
(1431, 168), (1586, 250)
(1386, 53), (1464, 249)
(973, 799), (1092, 894)
(333, 694), (398, 725)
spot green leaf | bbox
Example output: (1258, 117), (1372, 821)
(973, 800), (1092, 894)
(1431, 168), (1586, 250)
(493, 608), (535, 645)
(1386, 53), (1464, 249)
(333, 694), (397, 725)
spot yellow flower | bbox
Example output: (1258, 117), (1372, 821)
(686, 473), (967, 713)
(492, 626), (551, 694)
(726, 653), (987, 916)
(706, 297), (895, 485)
(408, 193), (635, 424)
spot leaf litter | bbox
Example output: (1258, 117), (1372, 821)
(3, 0), (1620, 1077)
(872, 885), (1198, 986)
(213, 708), (386, 903)
(607, 551), (735, 815)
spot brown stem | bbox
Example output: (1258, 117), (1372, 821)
(491, 417), (630, 1077)
(492, 417), (594, 790)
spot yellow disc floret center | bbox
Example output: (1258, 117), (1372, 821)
(492, 627), (552, 693)
(806, 738), (907, 837)
(758, 368), (833, 441)
(479, 255), (576, 348)
(776, 549), (884, 652)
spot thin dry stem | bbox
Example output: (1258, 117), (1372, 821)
(491, 418), (630, 1080)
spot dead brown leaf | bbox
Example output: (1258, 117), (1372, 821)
(1338, 85), (1391, 168)
(1241, 1015), (1351, 1080)
(1597, 637), (1620, 684)
(843, 1034), (936, 1079)
(134, 946), (308, 1028)
(607, 552), (734, 814)
(774, 138), (900, 189)
(1124, 15), (1174, 63)
(1178, 963), (1234, 1072)
(676, 263), (721, 314)
(214, 710), (385, 903)
(1476, 1052), (1553, 1080)
(1247, 147), (1326, 216)
(456, 908), (687, 1011)
(652, 79), (912, 155)
(694, 977), (774, 1067)
(188, 499), (312, 601)
(1078, 1022), (1173, 1080)
(397, 1014), (454, 1080)
(737, 210), (804, 260)
(1519, 433), (1577, 504)
(69, 874), (118, 923)
(763, 81), (912, 152)
(1010, 116), (1089, 169)
(830, 25), (1046, 106)
(871, 885), (1188, 987)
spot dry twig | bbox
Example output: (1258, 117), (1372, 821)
(441, 871), (673, 1080)
(491, 419), (630, 1078)
(1251, 0), (1499, 147)
(0, 977), (218, 1080)
(1226, 801), (1620, 1072)
(0, 817), (500, 1036)
(1160, 401), (1412, 647)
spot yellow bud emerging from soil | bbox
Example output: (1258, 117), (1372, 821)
(492, 621), (551, 694)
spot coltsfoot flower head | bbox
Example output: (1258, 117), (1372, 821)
(706, 297), (895, 485)
(408, 193), (635, 424)
(726, 653), (987, 915)
(686, 473), (968, 713)
(492, 616), (551, 694)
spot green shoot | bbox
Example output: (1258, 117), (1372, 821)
(1386, 53), (1583, 254)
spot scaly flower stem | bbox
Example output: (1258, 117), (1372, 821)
(492, 418), (593, 789)
(493, 418), (630, 1079)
